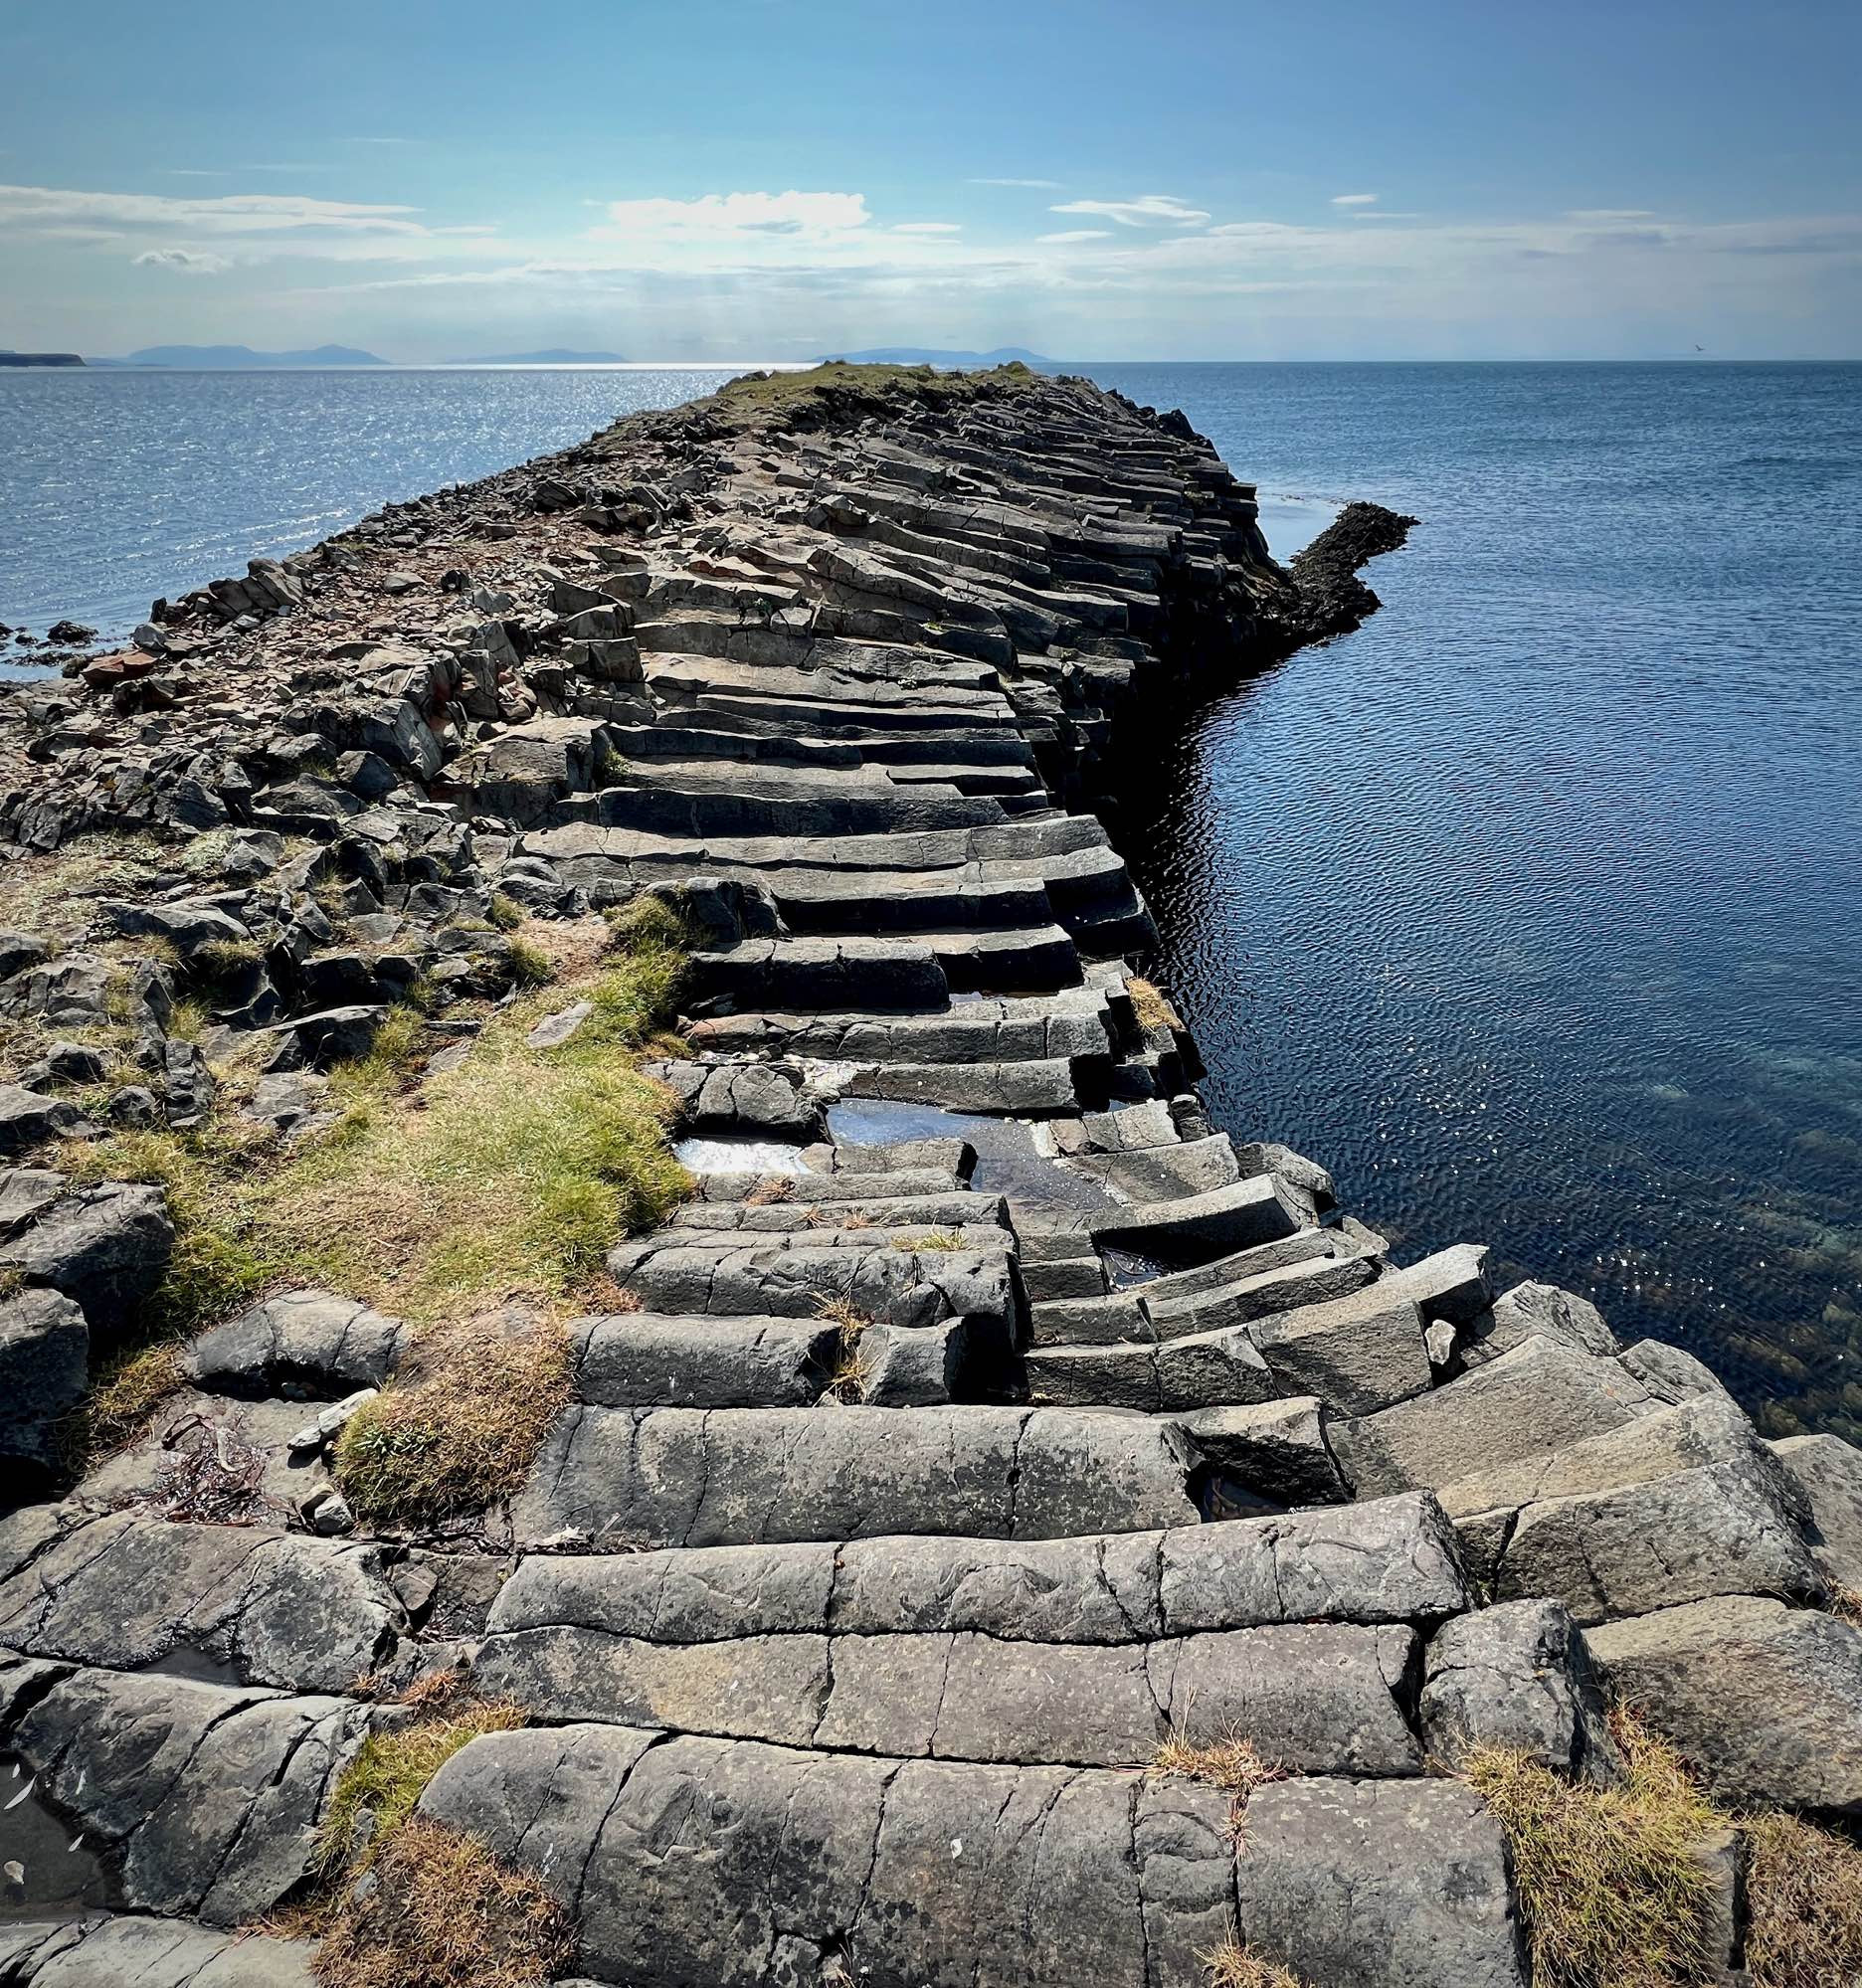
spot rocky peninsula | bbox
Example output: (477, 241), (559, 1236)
(0, 362), (1856, 1988)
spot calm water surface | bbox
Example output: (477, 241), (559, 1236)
(1091, 362), (1862, 1442)
(2, 360), (1857, 1437)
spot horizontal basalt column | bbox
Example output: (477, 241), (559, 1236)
(418, 1726), (1529, 1988)
(511, 1403), (1207, 1548)
(484, 1492), (1468, 1648)
(471, 1619), (1422, 1773)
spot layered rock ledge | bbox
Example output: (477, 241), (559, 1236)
(0, 363), (1856, 1987)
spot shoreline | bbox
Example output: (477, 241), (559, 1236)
(0, 363), (1855, 1984)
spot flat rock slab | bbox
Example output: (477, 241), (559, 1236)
(185, 1287), (408, 1396)
(1332, 1335), (1661, 1498)
(0, 1510), (409, 1693)
(471, 1620), (1421, 1772)
(1770, 1431), (1862, 1590)
(421, 1726), (1521, 1988)
(1586, 1595), (1862, 1815)
(1089, 1175), (1314, 1260)
(1233, 1776), (1528, 1988)
(2, 1666), (367, 1924)
(486, 1492), (1468, 1648)
(0, 1914), (318, 1986)
(512, 1403), (1204, 1547)
(573, 1313), (842, 1408)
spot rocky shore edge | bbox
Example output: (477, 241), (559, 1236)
(0, 360), (1855, 1988)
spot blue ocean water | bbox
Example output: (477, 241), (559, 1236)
(1, 359), (1857, 1435)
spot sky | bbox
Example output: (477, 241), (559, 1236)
(2, 0), (1859, 362)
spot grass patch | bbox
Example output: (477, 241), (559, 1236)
(504, 935), (554, 989)
(80, 1341), (187, 1454)
(60, 924), (689, 1338)
(1201, 1944), (1303, 1988)
(1153, 1722), (1287, 1845)
(317, 1693), (525, 1877)
(486, 891), (525, 932)
(187, 936), (264, 987)
(702, 359), (1037, 430)
(308, 1690), (565, 1988)
(1467, 1711), (1726, 1988)
(890, 1228), (962, 1251)
(311, 1816), (572, 1988)
(815, 1294), (874, 1402)
(1127, 975), (1184, 1034)
(331, 1310), (572, 1528)
(1744, 1811), (1862, 1988)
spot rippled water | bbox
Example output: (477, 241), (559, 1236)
(0, 365), (743, 650)
(1088, 362), (1862, 1443)
(2, 359), (1857, 1438)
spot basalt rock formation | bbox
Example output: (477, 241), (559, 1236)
(0, 364), (1855, 1987)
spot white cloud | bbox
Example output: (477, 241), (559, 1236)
(894, 222), (961, 235)
(970, 177), (1062, 189)
(591, 190), (870, 239)
(1332, 193), (1379, 206)
(132, 247), (231, 273)
(1038, 229), (1112, 244)
(1048, 194), (1209, 228)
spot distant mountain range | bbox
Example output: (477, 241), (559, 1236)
(822, 346), (1054, 368)
(88, 344), (389, 369)
(443, 348), (629, 365)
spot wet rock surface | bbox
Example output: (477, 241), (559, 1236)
(0, 364), (1850, 1983)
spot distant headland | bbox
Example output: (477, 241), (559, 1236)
(823, 345), (1054, 366)
(86, 343), (389, 369)
(0, 350), (85, 368)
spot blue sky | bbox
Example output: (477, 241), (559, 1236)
(3, 0), (1859, 360)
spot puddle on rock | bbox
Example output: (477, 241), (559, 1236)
(0, 1754), (110, 1920)
(675, 1136), (808, 1175)
(135, 1644), (242, 1688)
(1102, 1245), (1170, 1290)
(826, 1100), (1115, 1211)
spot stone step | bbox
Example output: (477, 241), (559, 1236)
(686, 991), (1116, 1066)
(574, 770), (1006, 839)
(1024, 1292), (1430, 1417)
(670, 1190), (1006, 1235)
(687, 937), (949, 1013)
(763, 869), (1055, 936)
(510, 1403), (1206, 1548)
(603, 1236), (1019, 1340)
(838, 1055), (1094, 1115)
(1084, 1175), (1318, 1265)
(469, 1616), (1423, 1773)
(573, 1312), (843, 1408)
(418, 1728), (1528, 1988)
(689, 1166), (967, 1204)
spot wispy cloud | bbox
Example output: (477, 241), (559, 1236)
(1049, 194), (1209, 228)
(1038, 229), (1111, 244)
(590, 190), (870, 240)
(132, 246), (232, 273)
(0, 184), (425, 235)
(1331, 193), (1379, 207)
(970, 177), (1062, 190)
(894, 221), (961, 235)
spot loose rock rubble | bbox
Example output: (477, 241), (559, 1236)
(0, 363), (1854, 1986)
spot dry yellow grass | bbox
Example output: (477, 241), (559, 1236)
(331, 1309), (572, 1529)
(1744, 1810), (1862, 1988)
(1468, 1712), (1726, 1988)
(1153, 1726), (1287, 1801)
(311, 1817), (571, 1988)
(1200, 1940), (1303, 1988)
(1126, 976), (1184, 1034)
(814, 1294), (875, 1402)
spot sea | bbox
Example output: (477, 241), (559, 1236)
(2, 359), (1858, 1440)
